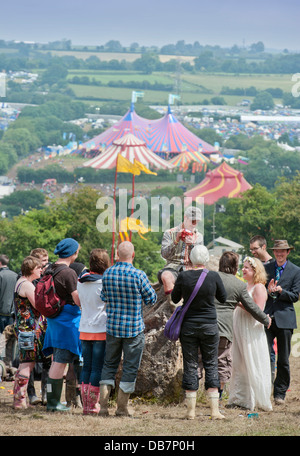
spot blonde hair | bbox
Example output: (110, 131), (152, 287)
(244, 256), (267, 285)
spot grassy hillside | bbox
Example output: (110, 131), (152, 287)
(66, 71), (290, 105)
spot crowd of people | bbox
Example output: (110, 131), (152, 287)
(0, 210), (300, 421)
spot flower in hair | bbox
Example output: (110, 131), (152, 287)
(244, 256), (256, 269)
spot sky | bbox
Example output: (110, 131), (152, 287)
(1, 0), (299, 51)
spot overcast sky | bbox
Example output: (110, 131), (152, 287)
(1, 0), (299, 51)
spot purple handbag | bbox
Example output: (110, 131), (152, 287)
(164, 269), (208, 341)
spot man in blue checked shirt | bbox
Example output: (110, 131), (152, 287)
(99, 241), (156, 416)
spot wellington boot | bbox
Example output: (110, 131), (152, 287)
(208, 391), (225, 420)
(65, 378), (82, 408)
(88, 384), (100, 415)
(81, 383), (89, 415)
(13, 372), (29, 410)
(99, 384), (112, 416)
(116, 388), (133, 417)
(46, 378), (70, 412)
(185, 391), (197, 420)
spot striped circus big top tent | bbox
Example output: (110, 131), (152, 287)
(77, 103), (218, 157)
(184, 161), (252, 205)
(83, 133), (175, 170)
(79, 103), (151, 153)
(168, 149), (210, 171)
(147, 105), (218, 156)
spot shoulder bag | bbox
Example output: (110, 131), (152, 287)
(164, 268), (208, 341)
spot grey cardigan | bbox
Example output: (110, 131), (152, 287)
(0, 267), (18, 316)
(214, 271), (270, 342)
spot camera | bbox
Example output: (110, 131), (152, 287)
(181, 229), (193, 241)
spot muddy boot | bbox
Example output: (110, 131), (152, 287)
(65, 378), (79, 407)
(185, 391), (197, 420)
(208, 391), (225, 420)
(99, 384), (112, 416)
(116, 388), (133, 417)
(88, 384), (100, 415)
(47, 378), (70, 412)
(13, 372), (29, 409)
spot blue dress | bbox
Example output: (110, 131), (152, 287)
(43, 304), (81, 357)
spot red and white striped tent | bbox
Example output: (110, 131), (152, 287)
(83, 133), (175, 170)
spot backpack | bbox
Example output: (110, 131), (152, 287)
(34, 265), (68, 318)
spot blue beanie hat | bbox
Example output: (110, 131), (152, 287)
(54, 238), (79, 258)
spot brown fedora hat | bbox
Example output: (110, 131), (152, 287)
(270, 240), (294, 250)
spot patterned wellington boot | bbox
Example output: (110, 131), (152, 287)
(88, 384), (100, 415)
(81, 383), (90, 415)
(13, 372), (29, 410)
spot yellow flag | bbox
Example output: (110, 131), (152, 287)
(119, 217), (150, 240)
(116, 154), (141, 175)
(134, 159), (157, 176)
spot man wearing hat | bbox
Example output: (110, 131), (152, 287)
(158, 206), (203, 301)
(265, 240), (300, 405)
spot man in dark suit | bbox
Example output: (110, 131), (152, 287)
(265, 240), (300, 405)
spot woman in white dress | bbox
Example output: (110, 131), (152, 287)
(228, 256), (272, 411)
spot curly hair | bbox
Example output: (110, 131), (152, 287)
(244, 256), (267, 285)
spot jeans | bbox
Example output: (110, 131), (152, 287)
(100, 332), (145, 393)
(180, 321), (220, 391)
(80, 340), (106, 387)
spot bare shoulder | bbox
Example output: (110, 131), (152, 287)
(16, 278), (34, 297)
(253, 282), (267, 297)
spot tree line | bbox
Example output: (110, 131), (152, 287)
(1, 42), (300, 75)
(0, 174), (299, 279)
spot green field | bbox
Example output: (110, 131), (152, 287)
(182, 72), (292, 93)
(67, 70), (174, 85)
(67, 70), (289, 106)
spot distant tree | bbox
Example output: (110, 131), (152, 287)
(193, 127), (223, 147)
(216, 184), (276, 249)
(129, 42), (139, 52)
(41, 63), (68, 86)
(250, 91), (274, 110)
(230, 44), (241, 55)
(0, 190), (45, 218)
(250, 41), (265, 53)
(132, 53), (160, 74)
(0, 142), (18, 168)
(105, 40), (123, 52)
(194, 51), (216, 71)
(2, 128), (41, 158)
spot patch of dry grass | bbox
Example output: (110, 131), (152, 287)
(1, 365), (300, 437)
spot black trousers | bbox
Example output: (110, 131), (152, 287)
(265, 319), (293, 399)
(180, 321), (220, 391)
